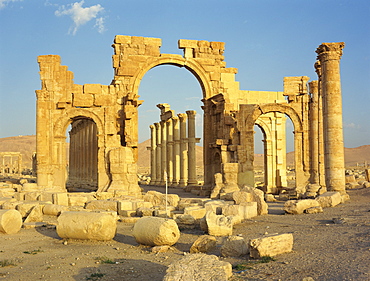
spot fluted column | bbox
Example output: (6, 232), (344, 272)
(149, 124), (157, 185)
(316, 42), (345, 193)
(309, 80), (319, 185)
(154, 122), (161, 185)
(172, 116), (180, 186)
(178, 113), (188, 187)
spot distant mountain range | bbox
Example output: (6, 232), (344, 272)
(0, 135), (369, 169)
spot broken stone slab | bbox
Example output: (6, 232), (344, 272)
(0, 209), (23, 234)
(16, 201), (51, 218)
(24, 205), (44, 223)
(68, 196), (88, 207)
(204, 200), (233, 215)
(221, 235), (249, 257)
(183, 206), (206, 220)
(249, 233), (293, 258)
(163, 253), (232, 281)
(143, 191), (179, 207)
(132, 217), (180, 246)
(43, 204), (68, 216)
(57, 211), (117, 241)
(85, 200), (118, 212)
(136, 207), (153, 217)
(241, 186), (268, 215)
(232, 190), (254, 204)
(315, 192), (341, 208)
(190, 235), (217, 253)
(174, 214), (196, 225)
(205, 211), (234, 236)
(284, 199), (321, 215)
(52, 192), (69, 206)
(21, 183), (39, 192)
(222, 202), (258, 220)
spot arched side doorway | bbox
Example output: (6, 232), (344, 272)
(238, 103), (308, 195)
(52, 109), (107, 191)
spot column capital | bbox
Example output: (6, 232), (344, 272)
(316, 42), (345, 61)
(308, 80), (318, 95)
(314, 60), (321, 77)
(186, 110), (197, 117)
(178, 113), (187, 121)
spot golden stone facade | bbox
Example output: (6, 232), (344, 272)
(35, 35), (346, 197)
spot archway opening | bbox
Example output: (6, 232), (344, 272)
(138, 65), (204, 185)
(254, 124), (265, 189)
(285, 115), (295, 188)
(66, 117), (98, 191)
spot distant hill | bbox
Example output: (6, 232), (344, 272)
(0, 135), (368, 170)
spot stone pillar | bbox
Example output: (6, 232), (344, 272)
(154, 122), (161, 185)
(186, 110), (198, 186)
(172, 116), (180, 186)
(149, 124), (157, 185)
(316, 42), (346, 193)
(160, 121), (167, 186)
(178, 113), (188, 187)
(166, 119), (174, 185)
(308, 80), (319, 185)
(315, 61), (326, 190)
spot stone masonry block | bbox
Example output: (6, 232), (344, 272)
(210, 41), (225, 50)
(178, 39), (198, 49)
(84, 84), (102, 94)
(184, 206), (207, 220)
(249, 233), (293, 258)
(114, 35), (132, 44)
(143, 37), (162, 46)
(85, 200), (118, 212)
(52, 192), (69, 206)
(73, 93), (94, 107)
(315, 192), (341, 208)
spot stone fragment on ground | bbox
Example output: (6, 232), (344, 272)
(315, 191), (341, 208)
(132, 216), (180, 246)
(190, 235), (217, 253)
(284, 199), (320, 214)
(220, 235), (249, 257)
(57, 211), (117, 240)
(249, 233), (293, 258)
(163, 253), (232, 281)
(205, 211), (234, 236)
(0, 209), (22, 234)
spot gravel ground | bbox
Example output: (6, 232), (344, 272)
(0, 187), (369, 281)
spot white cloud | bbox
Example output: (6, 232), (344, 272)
(94, 17), (105, 34)
(55, 1), (105, 35)
(0, 0), (22, 10)
(344, 122), (360, 129)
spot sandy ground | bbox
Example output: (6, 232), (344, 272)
(0, 187), (369, 281)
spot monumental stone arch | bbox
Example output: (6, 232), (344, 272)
(35, 35), (346, 198)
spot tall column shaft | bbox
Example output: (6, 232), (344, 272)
(308, 80), (320, 184)
(166, 119), (174, 184)
(149, 124), (157, 185)
(160, 121), (167, 185)
(186, 110), (198, 186)
(316, 42), (345, 193)
(172, 117), (180, 186)
(178, 113), (188, 187)
(154, 123), (161, 185)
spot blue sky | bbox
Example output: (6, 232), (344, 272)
(0, 0), (369, 153)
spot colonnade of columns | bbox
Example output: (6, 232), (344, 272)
(68, 119), (98, 189)
(0, 152), (22, 174)
(149, 107), (199, 187)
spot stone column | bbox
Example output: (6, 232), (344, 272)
(178, 113), (188, 187)
(172, 116), (180, 186)
(160, 121), (167, 186)
(316, 42), (346, 193)
(308, 80), (319, 185)
(149, 124), (157, 185)
(186, 110), (198, 186)
(166, 119), (174, 185)
(154, 122), (161, 185)
(315, 61), (326, 190)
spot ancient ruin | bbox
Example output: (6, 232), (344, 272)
(34, 35), (346, 198)
(0, 152), (22, 175)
